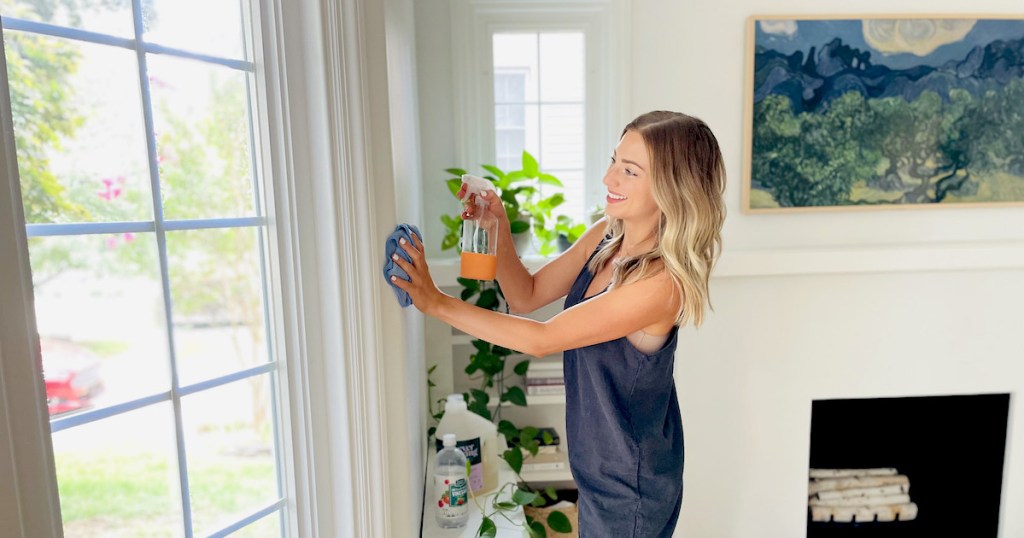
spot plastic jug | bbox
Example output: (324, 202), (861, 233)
(459, 174), (499, 280)
(434, 393), (498, 495)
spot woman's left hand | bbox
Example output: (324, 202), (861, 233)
(389, 232), (445, 314)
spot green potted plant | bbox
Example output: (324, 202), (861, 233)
(432, 150), (584, 536)
(441, 151), (581, 257)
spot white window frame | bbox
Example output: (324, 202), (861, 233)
(450, 0), (631, 223)
(0, 0), (400, 535)
(3, 4), (291, 533)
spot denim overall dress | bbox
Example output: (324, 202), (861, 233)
(562, 243), (684, 537)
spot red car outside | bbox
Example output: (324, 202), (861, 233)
(40, 338), (105, 416)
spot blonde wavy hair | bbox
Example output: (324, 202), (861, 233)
(588, 111), (726, 327)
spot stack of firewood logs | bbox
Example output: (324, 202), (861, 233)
(808, 468), (918, 523)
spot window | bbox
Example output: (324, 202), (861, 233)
(449, 0), (628, 237)
(493, 32), (585, 222)
(1, 0), (286, 535)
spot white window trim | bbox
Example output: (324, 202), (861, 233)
(0, 0), (402, 535)
(449, 0), (631, 218)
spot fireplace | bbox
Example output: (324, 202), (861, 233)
(807, 393), (1010, 538)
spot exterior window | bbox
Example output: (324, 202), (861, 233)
(1, 0), (285, 535)
(493, 31), (585, 223)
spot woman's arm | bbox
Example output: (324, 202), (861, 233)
(500, 217), (609, 314)
(390, 232), (679, 358)
(468, 191), (607, 314)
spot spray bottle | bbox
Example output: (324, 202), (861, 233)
(459, 174), (499, 280)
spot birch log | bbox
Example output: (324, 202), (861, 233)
(809, 494), (910, 507)
(813, 484), (909, 501)
(810, 502), (918, 523)
(809, 468), (898, 479)
(808, 475), (910, 496)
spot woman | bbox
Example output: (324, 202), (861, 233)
(390, 110), (726, 536)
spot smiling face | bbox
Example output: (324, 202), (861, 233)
(603, 129), (660, 222)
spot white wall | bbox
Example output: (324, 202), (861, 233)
(634, 1), (1024, 534)
(678, 270), (1023, 537)
(414, 0), (458, 260)
(413, 0), (1024, 536)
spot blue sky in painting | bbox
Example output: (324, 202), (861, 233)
(755, 19), (1024, 69)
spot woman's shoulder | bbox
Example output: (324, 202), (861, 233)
(575, 218), (612, 259)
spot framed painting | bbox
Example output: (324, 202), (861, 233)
(743, 15), (1024, 212)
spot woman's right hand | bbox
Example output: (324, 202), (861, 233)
(459, 186), (508, 224)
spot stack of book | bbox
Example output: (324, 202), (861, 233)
(525, 360), (564, 396)
(808, 468), (918, 523)
(520, 427), (565, 472)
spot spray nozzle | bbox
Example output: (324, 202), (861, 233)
(461, 174), (497, 208)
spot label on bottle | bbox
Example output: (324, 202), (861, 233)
(436, 436), (483, 491)
(434, 472), (469, 522)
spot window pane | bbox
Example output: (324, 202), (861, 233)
(523, 103), (539, 163)
(183, 375), (279, 535)
(494, 72), (525, 104)
(5, 31), (152, 224)
(495, 103), (525, 129)
(143, 0), (246, 60)
(493, 33), (537, 102)
(495, 103), (526, 171)
(539, 33), (584, 102)
(548, 169), (584, 222)
(53, 403), (183, 537)
(0, 0), (134, 37)
(495, 131), (524, 173)
(149, 55), (256, 219)
(30, 234), (170, 416)
(167, 227), (270, 386)
(539, 104), (584, 171)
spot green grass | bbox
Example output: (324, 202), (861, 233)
(56, 449), (276, 536)
(79, 340), (131, 358)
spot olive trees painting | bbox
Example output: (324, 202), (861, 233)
(744, 17), (1024, 212)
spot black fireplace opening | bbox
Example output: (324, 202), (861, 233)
(807, 393), (1010, 538)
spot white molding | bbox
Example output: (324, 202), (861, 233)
(0, 24), (63, 538)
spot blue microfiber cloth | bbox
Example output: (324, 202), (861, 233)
(383, 223), (423, 307)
